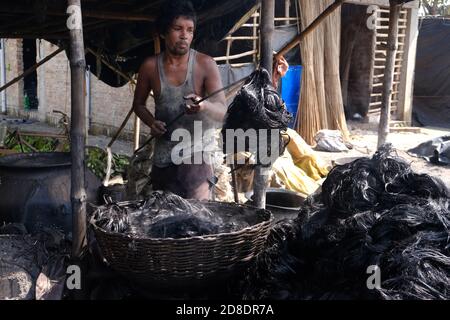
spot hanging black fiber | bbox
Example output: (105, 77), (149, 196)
(221, 68), (292, 161)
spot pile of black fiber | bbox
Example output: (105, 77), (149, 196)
(242, 145), (449, 300)
(222, 68), (292, 161)
(91, 191), (247, 239)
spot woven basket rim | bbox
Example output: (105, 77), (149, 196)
(90, 200), (273, 242)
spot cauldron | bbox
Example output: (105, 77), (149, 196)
(0, 152), (101, 236)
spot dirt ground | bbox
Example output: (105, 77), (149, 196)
(315, 116), (450, 188)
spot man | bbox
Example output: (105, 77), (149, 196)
(132, 0), (226, 201)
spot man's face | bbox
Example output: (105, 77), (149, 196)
(164, 16), (195, 56)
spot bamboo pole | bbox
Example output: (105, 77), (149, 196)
(378, 1), (401, 148)
(275, 0), (344, 60)
(260, 0), (274, 76)
(285, 0), (291, 25)
(213, 50), (258, 62)
(324, 0), (349, 140)
(0, 46), (64, 93)
(313, 0), (328, 130)
(253, 13), (258, 64)
(68, 0), (87, 259)
(295, 0), (322, 145)
(253, 0), (275, 210)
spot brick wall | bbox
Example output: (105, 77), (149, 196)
(3, 39), (154, 140)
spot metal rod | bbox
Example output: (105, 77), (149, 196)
(134, 111), (185, 154)
(68, 0), (87, 259)
(0, 46), (64, 94)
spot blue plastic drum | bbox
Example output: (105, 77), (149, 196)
(281, 65), (302, 128)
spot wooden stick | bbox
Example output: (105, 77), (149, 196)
(231, 164), (240, 204)
(253, 0), (275, 210)
(253, 12), (258, 64)
(68, 0), (88, 259)
(213, 50), (257, 62)
(275, 0), (344, 59)
(14, 131), (68, 139)
(0, 46), (64, 93)
(378, 1), (401, 148)
(285, 0), (291, 25)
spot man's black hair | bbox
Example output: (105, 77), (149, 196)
(157, 0), (197, 35)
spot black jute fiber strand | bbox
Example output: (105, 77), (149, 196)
(91, 191), (251, 239)
(221, 68), (292, 161)
(239, 145), (450, 300)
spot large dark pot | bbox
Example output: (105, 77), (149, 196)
(248, 188), (306, 222)
(0, 152), (101, 236)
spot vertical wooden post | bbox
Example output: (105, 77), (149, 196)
(253, 0), (275, 209)
(226, 39), (232, 64)
(397, 6), (419, 124)
(67, 0), (87, 258)
(285, 0), (291, 25)
(253, 11), (258, 65)
(260, 0), (275, 76)
(377, 0), (401, 148)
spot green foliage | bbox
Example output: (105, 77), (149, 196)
(85, 146), (130, 180)
(4, 134), (69, 153)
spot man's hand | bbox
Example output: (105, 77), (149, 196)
(272, 55), (289, 89)
(150, 120), (167, 137)
(275, 56), (289, 77)
(184, 94), (206, 114)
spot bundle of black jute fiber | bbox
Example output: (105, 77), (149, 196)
(240, 145), (450, 300)
(221, 68), (292, 159)
(91, 191), (249, 239)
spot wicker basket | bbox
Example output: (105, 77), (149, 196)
(90, 201), (272, 287)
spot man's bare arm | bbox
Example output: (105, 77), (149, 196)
(202, 57), (227, 122)
(133, 60), (166, 136)
(185, 56), (227, 122)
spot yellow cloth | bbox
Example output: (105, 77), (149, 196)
(231, 130), (329, 197)
(285, 128), (329, 181)
(271, 151), (320, 197)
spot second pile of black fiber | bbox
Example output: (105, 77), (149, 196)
(91, 191), (250, 239)
(221, 68), (292, 160)
(241, 145), (450, 300)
